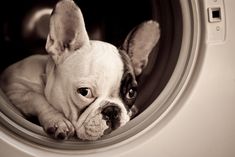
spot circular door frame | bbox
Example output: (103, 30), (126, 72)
(0, 0), (203, 155)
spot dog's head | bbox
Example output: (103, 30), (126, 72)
(44, 0), (160, 140)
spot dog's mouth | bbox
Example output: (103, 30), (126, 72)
(75, 102), (130, 141)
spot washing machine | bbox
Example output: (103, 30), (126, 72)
(1, 0), (235, 156)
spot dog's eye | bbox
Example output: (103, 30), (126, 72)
(77, 87), (93, 98)
(126, 88), (137, 100)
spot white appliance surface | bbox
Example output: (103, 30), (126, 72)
(1, 0), (235, 157)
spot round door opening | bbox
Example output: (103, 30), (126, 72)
(0, 0), (199, 151)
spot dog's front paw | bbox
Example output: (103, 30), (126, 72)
(38, 111), (75, 140)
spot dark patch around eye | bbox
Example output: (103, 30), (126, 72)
(120, 73), (138, 108)
(119, 49), (138, 109)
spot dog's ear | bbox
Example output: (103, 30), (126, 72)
(121, 21), (160, 76)
(45, 0), (89, 64)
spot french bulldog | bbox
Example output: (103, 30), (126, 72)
(0, 0), (160, 140)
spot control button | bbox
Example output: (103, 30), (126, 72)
(203, 0), (226, 42)
(208, 7), (221, 23)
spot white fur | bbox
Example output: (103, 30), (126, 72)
(45, 41), (124, 118)
(44, 41), (130, 139)
(0, 41), (130, 140)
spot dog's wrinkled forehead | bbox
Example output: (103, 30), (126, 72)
(62, 41), (123, 76)
(55, 41), (125, 97)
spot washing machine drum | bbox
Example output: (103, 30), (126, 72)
(0, 0), (196, 150)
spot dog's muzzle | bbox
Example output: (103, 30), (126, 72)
(75, 101), (130, 141)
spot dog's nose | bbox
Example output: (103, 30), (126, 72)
(101, 105), (121, 130)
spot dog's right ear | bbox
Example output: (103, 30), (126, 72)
(45, 0), (89, 64)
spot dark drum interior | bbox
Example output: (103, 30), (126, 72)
(0, 0), (181, 119)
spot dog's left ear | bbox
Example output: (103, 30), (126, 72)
(122, 21), (160, 76)
(45, 0), (89, 64)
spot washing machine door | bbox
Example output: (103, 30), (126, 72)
(1, 0), (235, 156)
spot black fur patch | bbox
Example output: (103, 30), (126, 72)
(119, 49), (138, 109)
